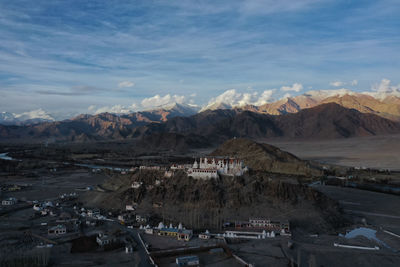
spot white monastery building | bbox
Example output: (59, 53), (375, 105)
(187, 157), (247, 179)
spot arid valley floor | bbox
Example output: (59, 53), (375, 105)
(1, 136), (400, 267)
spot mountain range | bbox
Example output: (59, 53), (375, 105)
(3, 89), (400, 126)
(225, 90), (400, 121)
(1, 102), (399, 146)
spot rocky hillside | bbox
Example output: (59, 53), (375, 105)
(210, 138), (322, 176)
(81, 170), (346, 233)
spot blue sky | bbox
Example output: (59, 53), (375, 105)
(0, 0), (400, 117)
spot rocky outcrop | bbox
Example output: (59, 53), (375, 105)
(210, 138), (322, 176)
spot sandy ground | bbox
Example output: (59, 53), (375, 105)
(263, 134), (400, 170)
(228, 238), (290, 267)
(142, 234), (242, 267)
(1, 170), (107, 201)
(314, 185), (400, 234)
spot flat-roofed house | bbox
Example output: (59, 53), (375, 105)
(48, 225), (67, 236)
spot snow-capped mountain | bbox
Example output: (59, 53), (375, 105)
(159, 102), (200, 115)
(199, 89), (400, 121)
(199, 102), (232, 112)
(0, 109), (55, 125)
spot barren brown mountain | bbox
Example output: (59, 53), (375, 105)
(1, 103), (399, 144)
(320, 94), (400, 121)
(241, 93), (400, 121)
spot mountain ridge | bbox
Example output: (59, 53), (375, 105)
(1, 103), (399, 144)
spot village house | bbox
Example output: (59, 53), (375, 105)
(158, 228), (193, 241)
(118, 213), (135, 225)
(176, 255), (199, 266)
(2, 197), (17, 206)
(199, 233), (211, 239)
(87, 209), (100, 218)
(235, 218), (291, 235)
(136, 214), (148, 223)
(96, 232), (115, 247)
(145, 228), (155, 235)
(48, 224), (67, 236)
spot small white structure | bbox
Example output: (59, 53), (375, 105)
(145, 228), (154, 235)
(126, 204), (135, 211)
(87, 209), (100, 218)
(125, 245), (134, 254)
(199, 233), (211, 239)
(96, 233), (113, 246)
(132, 181), (143, 189)
(118, 215), (125, 222)
(2, 197), (17, 206)
(157, 222), (165, 229)
(136, 214), (148, 223)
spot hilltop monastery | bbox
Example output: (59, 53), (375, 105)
(187, 157), (247, 179)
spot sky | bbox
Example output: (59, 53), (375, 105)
(0, 0), (400, 118)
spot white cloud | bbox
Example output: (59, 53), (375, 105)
(364, 79), (400, 99)
(330, 81), (345, 87)
(14, 108), (55, 121)
(202, 89), (275, 110)
(351, 80), (358, 86)
(281, 83), (303, 92)
(118, 81), (135, 88)
(283, 93), (291, 99)
(373, 78), (399, 93)
(88, 93), (191, 115)
(305, 89), (354, 100)
(93, 104), (137, 115)
(253, 90), (275, 106)
(140, 94), (186, 110)
(88, 105), (96, 112)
